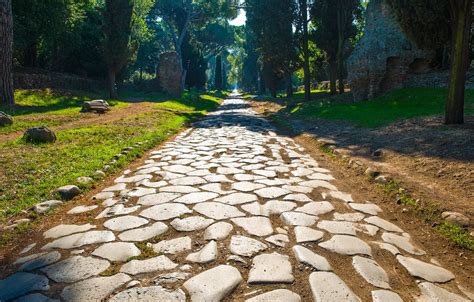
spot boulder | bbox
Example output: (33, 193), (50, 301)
(0, 112), (13, 127)
(81, 100), (110, 113)
(441, 212), (470, 227)
(57, 185), (81, 201)
(23, 127), (56, 144)
(77, 177), (93, 185)
(34, 200), (63, 214)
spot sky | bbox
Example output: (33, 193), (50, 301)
(229, 9), (247, 26)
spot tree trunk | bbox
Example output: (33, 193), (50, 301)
(286, 75), (293, 97)
(0, 0), (14, 106)
(215, 55), (223, 91)
(329, 60), (337, 95)
(300, 0), (311, 101)
(445, 0), (472, 124)
(259, 71), (266, 94)
(108, 69), (118, 99)
(336, 1), (345, 94)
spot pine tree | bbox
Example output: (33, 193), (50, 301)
(0, 0), (14, 106)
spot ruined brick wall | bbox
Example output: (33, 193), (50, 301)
(158, 52), (183, 97)
(347, 0), (433, 101)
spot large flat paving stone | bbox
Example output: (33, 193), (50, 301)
(42, 231), (115, 250)
(203, 222), (234, 240)
(231, 217), (273, 236)
(194, 202), (246, 220)
(255, 187), (291, 199)
(294, 226), (324, 243)
(13, 293), (58, 302)
(382, 232), (426, 255)
(109, 286), (186, 301)
(293, 245), (332, 271)
(60, 273), (131, 302)
(92, 242), (141, 262)
(41, 256), (110, 283)
(319, 235), (372, 256)
(352, 256), (390, 289)
(214, 192), (258, 205)
(19, 251), (61, 271)
(183, 265), (242, 302)
(365, 216), (404, 233)
(171, 216), (215, 232)
(295, 201), (335, 215)
(43, 224), (96, 239)
(317, 220), (357, 235)
(280, 212), (318, 226)
(152, 236), (192, 254)
(137, 193), (180, 205)
(417, 282), (470, 302)
(0, 272), (50, 301)
(309, 272), (361, 302)
(104, 215), (149, 231)
(140, 203), (192, 221)
(242, 200), (296, 216)
(174, 192), (219, 204)
(186, 240), (218, 263)
(120, 255), (178, 275)
(396, 255), (455, 283)
(118, 222), (168, 242)
(229, 235), (268, 257)
(350, 203), (382, 215)
(248, 252), (294, 284)
(371, 290), (403, 302)
(245, 289), (301, 302)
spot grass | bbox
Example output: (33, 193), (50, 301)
(282, 88), (474, 128)
(0, 89), (223, 220)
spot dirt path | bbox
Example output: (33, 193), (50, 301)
(0, 95), (472, 301)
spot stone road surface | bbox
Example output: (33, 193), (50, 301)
(1, 96), (472, 301)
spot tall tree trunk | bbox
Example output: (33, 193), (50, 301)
(215, 55), (223, 91)
(329, 59), (337, 95)
(336, 1), (345, 94)
(108, 68), (118, 99)
(259, 70), (266, 94)
(445, 0), (472, 124)
(300, 0), (311, 101)
(286, 74), (293, 97)
(0, 0), (14, 106)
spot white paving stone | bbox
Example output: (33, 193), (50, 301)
(137, 193), (180, 205)
(170, 176), (206, 186)
(242, 200), (296, 216)
(215, 192), (258, 205)
(194, 202), (246, 220)
(152, 236), (192, 254)
(381, 232), (426, 255)
(232, 181), (266, 192)
(371, 290), (403, 302)
(186, 240), (218, 263)
(349, 203), (382, 215)
(118, 222), (169, 241)
(334, 212), (365, 222)
(174, 192), (219, 204)
(309, 272), (360, 302)
(104, 215), (148, 231)
(365, 216), (404, 233)
(319, 235), (372, 256)
(160, 185), (200, 193)
(42, 231), (115, 250)
(229, 235), (268, 257)
(43, 224), (96, 239)
(245, 289), (301, 302)
(255, 187), (291, 199)
(110, 286), (186, 301)
(248, 252), (294, 284)
(396, 255), (454, 283)
(171, 216), (215, 232)
(265, 234), (289, 247)
(200, 183), (235, 195)
(417, 282), (469, 302)
(231, 217), (273, 236)
(292, 245), (332, 271)
(120, 255), (178, 275)
(352, 256), (390, 289)
(67, 205), (98, 215)
(203, 222), (234, 240)
(295, 201), (335, 215)
(60, 273), (131, 302)
(280, 212), (318, 226)
(92, 242), (141, 262)
(294, 226), (325, 243)
(41, 256), (110, 283)
(317, 220), (357, 235)
(140, 203), (192, 221)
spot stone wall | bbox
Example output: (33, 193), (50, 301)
(347, 0), (433, 101)
(14, 70), (105, 91)
(406, 70), (474, 89)
(158, 52), (183, 97)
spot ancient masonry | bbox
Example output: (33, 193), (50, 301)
(0, 96), (472, 301)
(158, 52), (184, 97)
(347, 0), (432, 101)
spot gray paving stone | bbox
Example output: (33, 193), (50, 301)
(248, 252), (294, 284)
(231, 217), (274, 236)
(186, 240), (218, 263)
(110, 286), (186, 301)
(120, 255), (178, 275)
(184, 265), (242, 302)
(14, 293), (58, 302)
(232, 181), (266, 192)
(265, 234), (289, 247)
(352, 256), (390, 289)
(365, 216), (404, 233)
(41, 256), (110, 283)
(309, 272), (360, 302)
(104, 215), (149, 231)
(160, 185), (200, 193)
(280, 212), (318, 226)
(242, 200), (296, 216)
(292, 245), (332, 271)
(417, 282), (469, 302)
(334, 212), (365, 222)
(95, 204), (140, 219)
(371, 290), (403, 302)
(200, 183), (235, 194)
(319, 235), (372, 256)
(282, 185), (314, 194)
(215, 192), (258, 205)
(140, 203), (192, 221)
(194, 202), (246, 220)
(170, 176), (207, 186)
(19, 251), (61, 271)
(128, 187), (156, 197)
(14, 253), (47, 265)
(255, 187), (291, 199)
(381, 232), (426, 255)
(42, 231), (115, 250)
(295, 201), (335, 215)
(118, 222), (168, 241)
(283, 193), (312, 202)
(92, 242), (141, 262)
(396, 255), (455, 283)
(171, 216), (215, 232)
(0, 273), (50, 301)
(174, 192), (219, 204)
(203, 222), (234, 240)
(294, 226), (325, 243)
(371, 241), (401, 255)
(60, 273), (131, 302)
(67, 205), (98, 214)
(245, 289), (301, 302)
(163, 164), (195, 174)
(43, 224), (96, 239)
(317, 220), (357, 235)
(349, 203), (382, 215)
(138, 192), (180, 205)
(152, 236), (192, 254)
(299, 180), (337, 191)
(229, 235), (268, 257)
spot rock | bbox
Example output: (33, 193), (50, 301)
(154, 272), (191, 285)
(372, 149), (384, 157)
(42, 230), (115, 250)
(231, 217), (274, 236)
(171, 216), (215, 232)
(67, 205), (98, 214)
(371, 241), (400, 255)
(265, 234), (289, 247)
(110, 286), (186, 301)
(19, 243), (37, 255)
(371, 290), (403, 302)
(76, 176), (93, 185)
(352, 256), (390, 289)
(418, 282), (470, 302)
(248, 252), (294, 284)
(364, 216), (403, 233)
(40, 256), (110, 283)
(319, 235), (372, 256)
(183, 265), (242, 302)
(280, 212), (317, 226)
(174, 192), (219, 204)
(194, 202), (246, 220)
(334, 212), (365, 222)
(104, 215), (149, 231)
(33, 200), (63, 214)
(441, 211), (470, 227)
(375, 175), (389, 184)
(309, 272), (360, 302)
(92, 170), (106, 179)
(92, 242), (141, 262)
(0, 111), (13, 127)
(19, 252), (62, 271)
(203, 222), (234, 240)
(317, 220), (357, 235)
(245, 289), (301, 302)
(381, 232), (425, 255)
(81, 100), (111, 113)
(293, 245), (332, 271)
(294, 226), (324, 243)
(242, 200), (297, 216)
(138, 193), (181, 206)
(349, 203), (382, 215)
(152, 236), (192, 254)
(295, 201), (335, 215)
(0, 272), (50, 301)
(396, 255), (454, 283)
(186, 241), (218, 263)
(120, 255), (178, 275)
(56, 185), (81, 201)
(140, 203), (192, 221)
(23, 126), (56, 144)
(254, 187), (291, 199)
(118, 222), (169, 242)
(60, 273), (130, 302)
(14, 293), (59, 302)
(365, 167), (380, 178)
(229, 235), (268, 257)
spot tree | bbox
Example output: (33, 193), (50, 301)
(215, 54), (223, 90)
(103, 0), (134, 98)
(0, 0), (14, 106)
(295, 0), (311, 101)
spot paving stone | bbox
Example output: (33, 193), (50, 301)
(160, 185), (200, 193)
(352, 256), (390, 289)
(200, 183), (235, 194)
(203, 222), (234, 240)
(232, 181), (266, 192)
(14, 253), (48, 265)
(41, 256), (110, 283)
(170, 176), (207, 186)
(204, 174), (232, 183)
(280, 212), (318, 226)
(186, 240), (218, 263)
(140, 203), (192, 221)
(254, 187), (291, 199)
(115, 174), (152, 183)
(120, 255), (178, 275)
(33, 200), (63, 214)
(282, 185), (314, 194)
(119, 222), (168, 241)
(43, 224), (96, 239)
(95, 204), (140, 219)
(356, 223), (379, 236)
(154, 271), (191, 285)
(215, 192), (258, 205)
(396, 255), (454, 283)
(294, 226), (325, 243)
(137, 193), (181, 206)
(19, 243), (36, 255)
(0, 272), (50, 301)
(234, 174), (265, 181)
(349, 203), (382, 215)
(93, 191), (116, 200)
(309, 272), (360, 302)
(217, 167), (244, 174)
(295, 201), (335, 215)
(184, 265), (242, 302)
(334, 212), (365, 222)
(255, 178), (286, 186)
(299, 180), (337, 191)
(174, 192), (219, 204)
(104, 215), (149, 231)
(317, 220), (357, 235)
(92, 242), (141, 262)
(163, 165), (195, 174)
(381, 232), (426, 255)
(19, 251), (61, 271)
(417, 282), (469, 302)
(139, 179), (167, 188)
(253, 170), (277, 178)
(14, 293), (58, 302)
(365, 216), (404, 233)
(248, 252), (294, 284)
(229, 235), (268, 257)
(245, 289), (301, 302)
(152, 236), (192, 254)
(194, 202), (246, 220)
(283, 194), (312, 202)
(60, 273), (131, 302)
(371, 290), (403, 302)
(231, 217), (274, 236)
(110, 286), (186, 301)
(292, 245), (332, 271)
(67, 205), (98, 215)
(291, 167), (314, 177)
(171, 216), (215, 232)
(371, 241), (401, 255)
(128, 187), (156, 197)
(42, 231), (115, 250)
(319, 235), (372, 256)
(265, 234), (289, 247)
(307, 172), (335, 181)
(242, 201), (296, 216)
